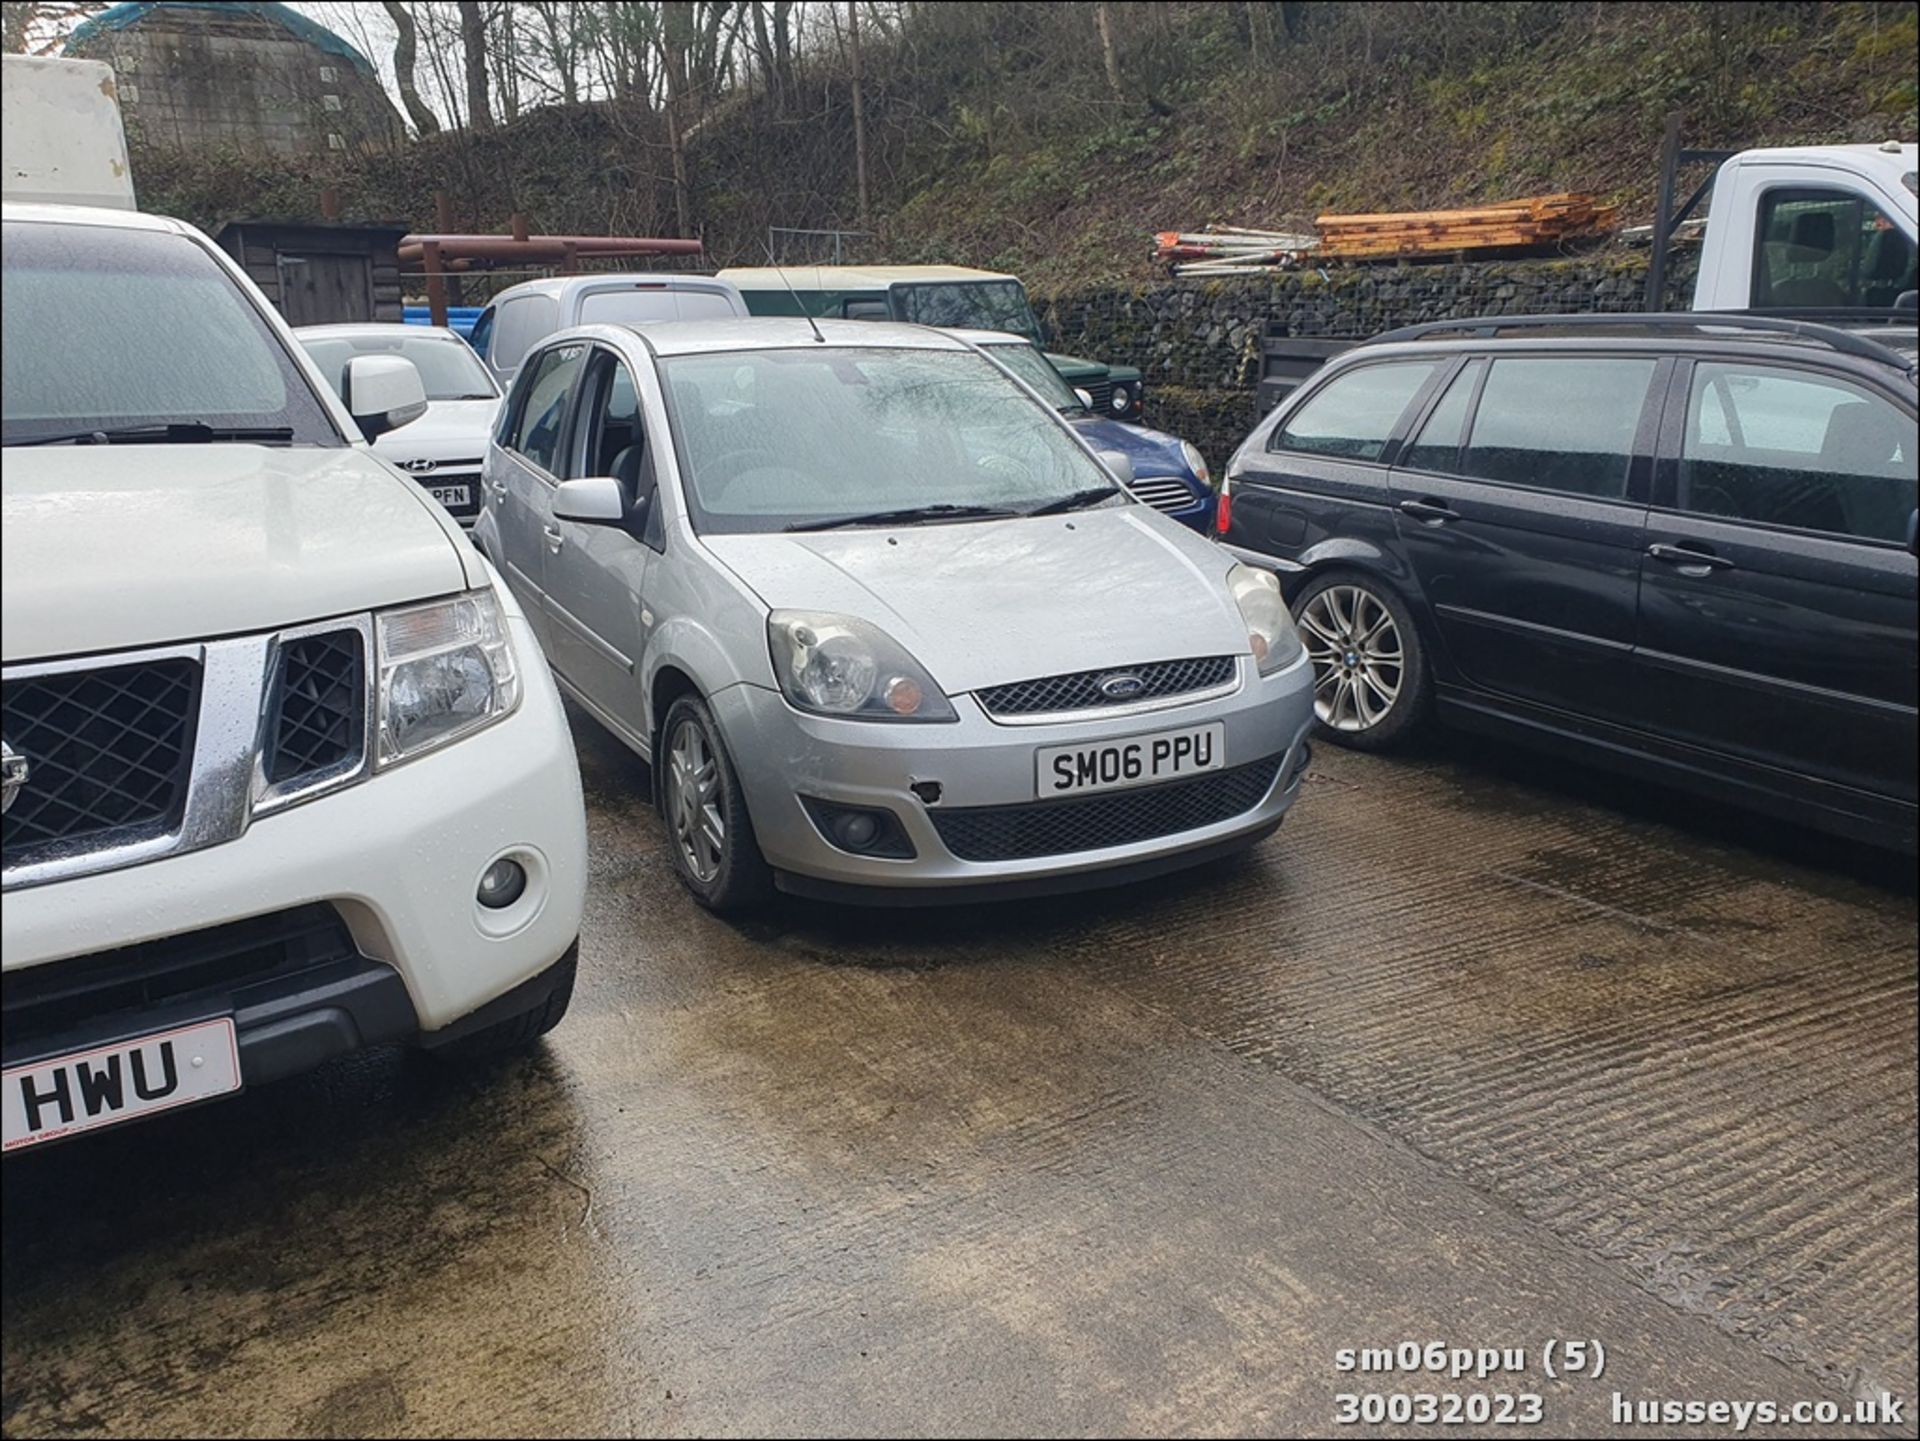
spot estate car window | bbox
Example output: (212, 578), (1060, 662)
(1680, 362), (1916, 544)
(1460, 357), (1655, 500)
(1399, 361), (1483, 474)
(508, 344), (586, 475)
(1272, 362), (1439, 463)
(1752, 188), (1918, 311)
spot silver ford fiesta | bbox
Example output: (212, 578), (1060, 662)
(474, 318), (1315, 910)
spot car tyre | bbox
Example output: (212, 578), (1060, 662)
(1293, 569), (1430, 751)
(430, 946), (576, 1061)
(658, 693), (773, 913)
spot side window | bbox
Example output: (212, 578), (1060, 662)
(1460, 357), (1655, 500)
(1270, 361), (1439, 462)
(492, 294), (560, 373)
(1753, 188), (1918, 310)
(1678, 362), (1916, 544)
(1399, 360), (1483, 474)
(506, 343), (586, 476)
(843, 298), (890, 320)
(567, 351), (647, 484)
(467, 306), (495, 364)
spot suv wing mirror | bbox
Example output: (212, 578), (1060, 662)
(345, 355), (428, 439)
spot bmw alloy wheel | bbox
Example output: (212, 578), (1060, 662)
(1298, 585), (1403, 732)
(666, 719), (725, 883)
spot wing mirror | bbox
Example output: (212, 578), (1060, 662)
(551, 476), (630, 527)
(345, 355), (428, 439)
(1097, 449), (1134, 485)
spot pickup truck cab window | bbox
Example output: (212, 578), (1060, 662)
(1679, 361), (1916, 543)
(1270, 361), (1439, 462)
(1459, 356), (1656, 500)
(1753, 187), (1919, 310)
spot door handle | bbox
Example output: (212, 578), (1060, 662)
(1647, 542), (1734, 574)
(1398, 498), (1459, 524)
(542, 523), (565, 552)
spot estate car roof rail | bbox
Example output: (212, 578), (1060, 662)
(1366, 311), (1915, 370)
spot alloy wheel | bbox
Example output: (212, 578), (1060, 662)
(666, 719), (726, 883)
(1299, 585), (1403, 733)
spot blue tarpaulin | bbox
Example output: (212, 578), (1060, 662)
(404, 305), (484, 342)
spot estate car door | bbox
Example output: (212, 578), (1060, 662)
(1388, 353), (1664, 726)
(1634, 357), (1918, 805)
(493, 340), (589, 651)
(542, 345), (662, 728)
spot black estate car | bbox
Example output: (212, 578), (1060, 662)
(1217, 314), (1918, 850)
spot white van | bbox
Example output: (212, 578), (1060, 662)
(468, 274), (749, 386)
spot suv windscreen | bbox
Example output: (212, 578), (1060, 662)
(891, 280), (1043, 343)
(660, 347), (1114, 533)
(987, 342), (1085, 414)
(300, 333), (496, 401)
(2, 220), (339, 447)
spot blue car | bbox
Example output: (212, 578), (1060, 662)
(963, 331), (1217, 531)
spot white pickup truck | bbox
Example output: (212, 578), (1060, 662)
(2, 59), (588, 1153)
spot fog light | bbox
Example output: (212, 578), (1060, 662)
(477, 856), (527, 909)
(835, 812), (881, 849)
(801, 797), (916, 859)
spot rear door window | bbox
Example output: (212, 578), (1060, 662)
(1399, 360), (1483, 474)
(1271, 361), (1440, 462)
(1678, 362), (1916, 543)
(1460, 357), (1656, 499)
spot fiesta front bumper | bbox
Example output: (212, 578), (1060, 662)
(711, 648), (1315, 899)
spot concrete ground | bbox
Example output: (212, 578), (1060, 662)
(3, 711), (1915, 1439)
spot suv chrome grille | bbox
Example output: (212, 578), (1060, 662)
(1129, 476), (1198, 513)
(930, 754), (1283, 862)
(977, 656), (1237, 718)
(1, 659), (200, 864)
(264, 630), (365, 784)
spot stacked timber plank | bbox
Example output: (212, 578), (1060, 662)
(1314, 192), (1617, 260)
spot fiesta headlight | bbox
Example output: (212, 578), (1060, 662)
(767, 611), (957, 722)
(1227, 563), (1302, 675)
(1180, 440), (1210, 486)
(376, 588), (520, 764)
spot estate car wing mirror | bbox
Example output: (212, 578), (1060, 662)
(552, 476), (629, 527)
(1097, 449), (1134, 485)
(345, 355), (428, 439)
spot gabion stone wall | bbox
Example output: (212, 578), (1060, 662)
(1036, 251), (1698, 465)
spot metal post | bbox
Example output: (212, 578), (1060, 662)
(1646, 111), (1683, 312)
(424, 240), (448, 327)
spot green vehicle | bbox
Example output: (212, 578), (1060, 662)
(716, 265), (1146, 420)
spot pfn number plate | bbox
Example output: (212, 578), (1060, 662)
(428, 483), (474, 510)
(3, 1018), (241, 1151)
(1037, 722), (1225, 798)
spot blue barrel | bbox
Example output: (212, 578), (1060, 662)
(403, 305), (485, 341)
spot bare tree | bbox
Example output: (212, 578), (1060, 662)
(847, 1), (870, 231)
(379, 1), (442, 136)
(457, 0), (493, 130)
(660, 0), (694, 235)
(1094, 2), (1121, 97)
(3, 1), (106, 55)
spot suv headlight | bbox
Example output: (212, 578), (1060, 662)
(376, 588), (520, 764)
(1179, 439), (1210, 486)
(1227, 564), (1301, 675)
(1110, 383), (1133, 414)
(768, 610), (957, 722)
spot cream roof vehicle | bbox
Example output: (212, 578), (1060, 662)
(1, 203), (587, 1152)
(473, 318), (1315, 911)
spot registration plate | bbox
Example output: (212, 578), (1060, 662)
(428, 482), (474, 510)
(2, 1017), (241, 1151)
(1037, 721), (1226, 798)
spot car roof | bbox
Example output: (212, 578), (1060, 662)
(487, 272), (740, 304)
(941, 327), (1031, 347)
(2, 202), (190, 234)
(584, 317), (976, 357)
(717, 264), (1014, 290)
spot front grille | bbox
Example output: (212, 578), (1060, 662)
(2, 659), (200, 865)
(931, 754), (1284, 862)
(1130, 476), (1199, 513)
(1081, 378), (1114, 413)
(977, 656), (1237, 718)
(264, 630), (365, 785)
(1, 903), (358, 1052)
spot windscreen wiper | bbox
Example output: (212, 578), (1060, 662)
(5, 423), (297, 447)
(785, 502), (1021, 532)
(1025, 486), (1121, 517)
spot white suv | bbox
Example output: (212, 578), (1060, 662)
(1, 203), (588, 1152)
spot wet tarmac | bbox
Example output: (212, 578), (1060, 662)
(3, 709), (1915, 1438)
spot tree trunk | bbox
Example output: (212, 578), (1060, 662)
(380, 1), (441, 135)
(848, 1), (871, 232)
(1095, 2), (1122, 98)
(660, 2), (692, 237)
(457, 0), (492, 131)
